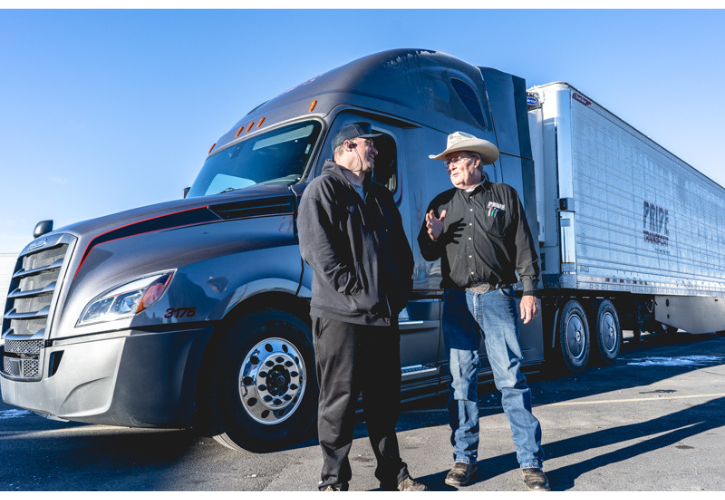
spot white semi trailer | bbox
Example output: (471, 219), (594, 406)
(527, 82), (725, 372)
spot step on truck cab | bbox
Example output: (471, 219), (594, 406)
(1, 49), (545, 451)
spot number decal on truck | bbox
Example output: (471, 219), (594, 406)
(165, 307), (197, 318)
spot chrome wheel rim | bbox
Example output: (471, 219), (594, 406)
(238, 337), (306, 425)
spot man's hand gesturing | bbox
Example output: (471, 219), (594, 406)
(425, 209), (447, 240)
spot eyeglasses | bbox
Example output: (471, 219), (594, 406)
(445, 155), (473, 167)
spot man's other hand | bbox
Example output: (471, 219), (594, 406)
(520, 295), (540, 324)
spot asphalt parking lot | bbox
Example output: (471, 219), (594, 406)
(1, 331), (724, 491)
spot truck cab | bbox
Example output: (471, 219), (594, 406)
(1, 49), (544, 451)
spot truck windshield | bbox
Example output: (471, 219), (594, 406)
(188, 121), (322, 197)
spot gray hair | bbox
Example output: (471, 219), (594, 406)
(465, 152), (483, 172)
(333, 143), (345, 160)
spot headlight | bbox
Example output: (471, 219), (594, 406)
(77, 272), (174, 326)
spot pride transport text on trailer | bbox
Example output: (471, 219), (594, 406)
(3, 49), (725, 451)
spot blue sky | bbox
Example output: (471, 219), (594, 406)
(1, 8), (723, 253)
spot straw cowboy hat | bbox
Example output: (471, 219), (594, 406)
(429, 131), (499, 165)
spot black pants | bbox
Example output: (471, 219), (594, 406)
(312, 316), (409, 490)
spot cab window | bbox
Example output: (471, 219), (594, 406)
(370, 133), (397, 194)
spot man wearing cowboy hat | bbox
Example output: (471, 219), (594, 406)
(417, 131), (548, 491)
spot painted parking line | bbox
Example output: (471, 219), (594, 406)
(402, 393), (725, 414)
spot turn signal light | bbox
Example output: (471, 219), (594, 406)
(309, 100), (317, 112)
(137, 273), (174, 313)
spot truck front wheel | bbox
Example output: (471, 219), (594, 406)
(208, 310), (318, 452)
(558, 300), (591, 373)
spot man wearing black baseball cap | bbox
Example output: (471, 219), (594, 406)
(298, 122), (426, 491)
(328, 122), (381, 190)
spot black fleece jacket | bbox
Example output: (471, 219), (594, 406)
(298, 160), (414, 326)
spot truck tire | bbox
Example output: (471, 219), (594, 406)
(589, 299), (621, 365)
(208, 309), (318, 452)
(558, 300), (590, 373)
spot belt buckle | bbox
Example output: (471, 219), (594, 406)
(469, 283), (493, 294)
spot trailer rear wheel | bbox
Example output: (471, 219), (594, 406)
(208, 309), (317, 452)
(558, 300), (590, 373)
(590, 299), (621, 365)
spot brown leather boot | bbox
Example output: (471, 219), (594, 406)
(521, 468), (550, 491)
(445, 462), (477, 487)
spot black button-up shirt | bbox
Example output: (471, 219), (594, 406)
(417, 179), (540, 296)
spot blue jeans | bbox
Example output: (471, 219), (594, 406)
(442, 287), (543, 469)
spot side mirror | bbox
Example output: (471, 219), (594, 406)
(183, 187), (190, 199)
(33, 220), (54, 238)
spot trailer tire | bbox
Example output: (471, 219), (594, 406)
(208, 309), (317, 452)
(589, 299), (621, 365)
(558, 300), (590, 373)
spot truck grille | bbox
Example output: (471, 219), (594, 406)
(4, 339), (44, 355)
(2, 240), (71, 380)
(3, 356), (40, 378)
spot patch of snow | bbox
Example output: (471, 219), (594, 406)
(0, 409), (32, 419)
(627, 355), (722, 367)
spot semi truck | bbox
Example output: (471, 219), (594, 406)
(3, 49), (725, 452)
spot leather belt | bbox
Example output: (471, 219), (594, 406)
(466, 282), (508, 294)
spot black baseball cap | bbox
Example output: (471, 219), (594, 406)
(331, 122), (381, 149)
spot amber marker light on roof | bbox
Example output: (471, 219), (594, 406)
(309, 100), (317, 112)
(257, 117), (265, 128)
(235, 126), (244, 138)
(208, 143), (216, 154)
(247, 122), (254, 133)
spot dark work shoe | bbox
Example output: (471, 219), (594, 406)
(521, 468), (550, 491)
(397, 476), (429, 491)
(321, 482), (348, 491)
(445, 462), (477, 487)
(380, 477), (430, 493)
